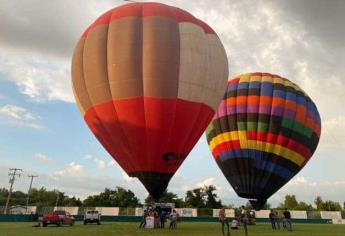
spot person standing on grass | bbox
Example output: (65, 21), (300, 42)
(240, 205), (248, 236)
(139, 209), (147, 229)
(275, 211), (282, 230)
(283, 208), (292, 231)
(169, 209), (178, 229)
(219, 208), (230, 235)
(269, 210), (276, 230)
(160, 210), (166, 229)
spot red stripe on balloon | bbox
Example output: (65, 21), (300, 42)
(212, 140), (241, 159)
(246, 131), (311, 158)
(84, 97), (214, 174)
(82, 2), (216, 38)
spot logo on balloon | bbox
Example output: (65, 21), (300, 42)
(162, 152), (185, 166)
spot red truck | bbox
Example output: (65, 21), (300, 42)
(42, 210), (75, 227)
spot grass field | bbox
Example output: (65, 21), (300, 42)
(0, 222), (345, 236)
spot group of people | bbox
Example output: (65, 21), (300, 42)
(269, 208), (292, 231)
(219, 205), (249, 236)
(139, 208), (180, 230)
(219, 206), (293, 235)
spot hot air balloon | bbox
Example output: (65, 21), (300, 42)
(71, 2), (228, 199)
(206, 73), (321, 209)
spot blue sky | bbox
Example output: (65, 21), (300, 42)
(1, 0), (345, 207)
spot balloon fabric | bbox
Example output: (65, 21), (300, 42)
(71, 2), (229, 199)
(206, 73), (321, 209)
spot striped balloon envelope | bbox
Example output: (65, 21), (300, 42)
(206, 73), (321, 209)
(71, 2), (228, 199)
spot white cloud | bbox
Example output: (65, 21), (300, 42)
(196, 177), (217, 188)
(35, 153), (53, 164)
(84, 154), (92, 160)
(273, 176), (345, 206)
(94, 158), (106, 169)
(0, 104), (42, 128)
(0, 49), (73, 102)
(52, 162), (83, 180)
(319, 116), (345, 149)
(107, 160), (117, 167)
(122, 171), (134, 183)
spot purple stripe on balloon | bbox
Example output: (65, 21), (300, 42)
(271, 106), (284, 116)
(282, 108), (296, 120)
(215, 103), (301, 121)
(258, 105), (271, 114)
(236, 105), (247, 113)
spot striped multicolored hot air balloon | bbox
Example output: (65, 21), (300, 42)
(206, 73), (321, 209)
(71, 2), (228, 199)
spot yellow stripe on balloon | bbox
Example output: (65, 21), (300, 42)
(209, 131), (305, 166)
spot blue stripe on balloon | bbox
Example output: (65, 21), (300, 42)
(218, 150), (294, 180)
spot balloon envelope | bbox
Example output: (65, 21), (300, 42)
(71, 3), (228, 199)
(206, 73), (321, 208)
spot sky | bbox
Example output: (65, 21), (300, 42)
(0, 0), (345, 207)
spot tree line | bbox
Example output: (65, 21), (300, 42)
(0, 186), (343, 211)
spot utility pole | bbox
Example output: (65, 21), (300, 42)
(55, 190), (59, 207)
(4, 168), (23, 214)
(26, 175), (38, 213)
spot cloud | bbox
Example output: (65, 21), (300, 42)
(35, 153), (53, 164)
(122, 171), (134, 183)
(318, 116), (345, 149)
(94, 158), (106, 169)
(52, 162), (83, 180)
(107, 160), (117, 167)
(0, 48), (74, 102)
(272, 176), (345, 206)
(84, 154), (92, 160)
(196, 177), (217, 188)
(0, 104), (42, 128)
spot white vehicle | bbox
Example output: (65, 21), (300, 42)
(84, 210), (101, 225)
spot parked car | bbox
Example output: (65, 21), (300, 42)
(42, 210), (75, 227)
(84, 210), (101, 225)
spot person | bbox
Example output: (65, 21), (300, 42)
(139, 209), (147, 229)
(283, 208), (292, 231)
(240, 205), (248, 236)
(169, 210), (178, 229)
(219, 208), (230, 235)
(275, 211), (282, 230)
(160, 210), (166, 229)
(269, 210), (276, 230)
(154, 210), (160, 228)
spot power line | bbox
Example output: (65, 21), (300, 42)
(4, 168), (23, 214)
(26, 175), (38, 213)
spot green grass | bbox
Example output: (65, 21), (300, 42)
(0, 222), (345, 236)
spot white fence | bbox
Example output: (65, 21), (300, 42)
(290, 211), (307, 219)
(255, 210), (270, 218)
(175, 208), (197, 217)
(213, 209), (235, 218)
(255, 210), (308, 219)
(320, 211), (342, 220)
(332, 219), (345, 224)
(135, 208), (143, 216)
(95, 207), (119, 216)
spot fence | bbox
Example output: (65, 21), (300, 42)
(0, 206), (343, 222)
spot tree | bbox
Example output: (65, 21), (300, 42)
(83, 187), (141, 207)
(279, 194), (299, 209)
(185, 188), (206, 208)
(204, 185), (222, 208)
(144, 190), (184, 208)
(314, 196), (324, 210)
